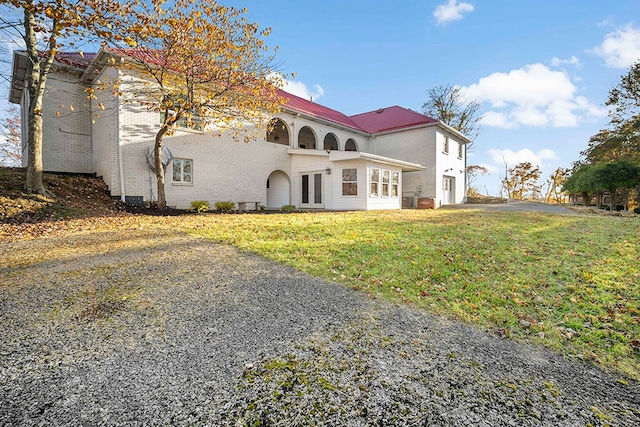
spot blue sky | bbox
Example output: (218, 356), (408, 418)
(2, 1), (639, 195)
(235, 0), (640, 195)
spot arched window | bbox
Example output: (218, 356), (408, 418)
(298, 126), (316, 149)
(345, 139), (358, 152)
(323, 133), (339, 151)
(266, 118), (290, 146)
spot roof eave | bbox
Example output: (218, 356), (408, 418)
(328, 150), (425, 171)
(9, 51), (28, 104)
(282, 105), (370, 136)
(373, 121), (471, 143)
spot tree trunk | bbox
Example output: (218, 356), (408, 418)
(154, 122), (172, 209)
(581, 192), (590, 206)
(23, 6), (46, 194)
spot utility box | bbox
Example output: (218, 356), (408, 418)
(402, 196), (414, 209)
(417, 197), (435, 209)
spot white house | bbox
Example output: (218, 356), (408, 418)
(10, 50), (470, 210)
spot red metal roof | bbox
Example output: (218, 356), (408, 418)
(350, 106), (438, 134)
(38, 49), (442, 135)
(280, 92), (440, 135)
(278, 89), (367, 132)
(55, 52), (98, 69)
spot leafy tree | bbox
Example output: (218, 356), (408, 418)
(502, 162), (542, 200)
(606, 61), (640, 126)
(563, 164), (597, 206)
(0, 105), (22, 166)
(592, 161), (640, 211)
(580, 62), (640, 167)
(581, 121), (640, 165)
(0, 0), (129, 193)
(422, 83), (482, 148)
(563, 161), (640, 209)
(104, 0), (284, 209)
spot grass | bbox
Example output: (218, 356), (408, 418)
(185, 209), (640, 380)
(1, 167), (638, 379)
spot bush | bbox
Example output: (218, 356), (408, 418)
(634, 207), (640, 215)
(280, 204), (296, 213)
(215, 201), (236, 212)
(190, 200), (210, 213)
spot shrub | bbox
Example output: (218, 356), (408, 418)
(280, 204), (296, 213)
(190, 200), (210, 213)
(215, 201), (236, 212)
(634, 207), (640, 215)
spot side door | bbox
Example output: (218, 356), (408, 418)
(301, 172), (324, 208)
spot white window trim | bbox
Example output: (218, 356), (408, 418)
(172, 158), (194, 186)
(341, 168), (358, 197)
(391, 171), (400, 198)
(370, 167), (381, 197)
(443, 136), (450, 155)
(382, 170), (390, 198)
(161, 111), (205, 134)
(458, 142), (464, 159)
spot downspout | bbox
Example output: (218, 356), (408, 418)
(118, 137), (125, 202)
(116, 69), (126, 202)
(463, 143), (467, 203)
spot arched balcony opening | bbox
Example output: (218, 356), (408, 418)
(266, 118), (290, 146)
(345, 139), (358, 152)
(323, 133), (339, 151)
(298, 126), (316, 149)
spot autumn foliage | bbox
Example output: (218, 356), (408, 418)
(99, 0), (285, 208)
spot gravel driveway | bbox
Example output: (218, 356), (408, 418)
(1, 230), (638, 426)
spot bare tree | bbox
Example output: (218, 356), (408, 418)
(466, 164), (489, 195)
(544, 167), (568, 204)
(0, 105), (22, 166)
(422, 83), (482, 149)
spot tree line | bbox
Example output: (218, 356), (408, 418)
(563, 63), (640, 211)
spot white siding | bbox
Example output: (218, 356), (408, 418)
(29, 63), (467, 209)
(332, 161), (368, 210)
(92, 67), (120, 193)
(40, 70), (93, 173)
(369, 126), (465, 207)
(365, 162), (403, 210)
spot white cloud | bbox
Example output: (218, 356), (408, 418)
(551, 56), (582, 68)
(281, 79), (325, 101)
(433, 0), (474, 25)
(487, 148), (558, 169)
(461, 63), (604, 128)
(480, 111), (513, 129)
(591, 24), (640, 68)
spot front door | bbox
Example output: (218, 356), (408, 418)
(301, 172), (323, 208)
(443, 176), (455, 205)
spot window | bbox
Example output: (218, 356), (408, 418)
(443, 136), (449, 154)
(391, 172), (399, 197)
(172, 159), (193, 184)
(458, 142), (463, 159)
(342, 168), (358, 196)
(370, 168), (380, 196)
(382, 170), (390, 197)
(161, 111), (204, 132)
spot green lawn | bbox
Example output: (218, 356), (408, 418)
(188, 209), (640, 380)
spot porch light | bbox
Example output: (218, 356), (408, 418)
(325, 167), (331, 175)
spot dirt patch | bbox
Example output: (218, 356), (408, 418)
(0, 167), (126, 223)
